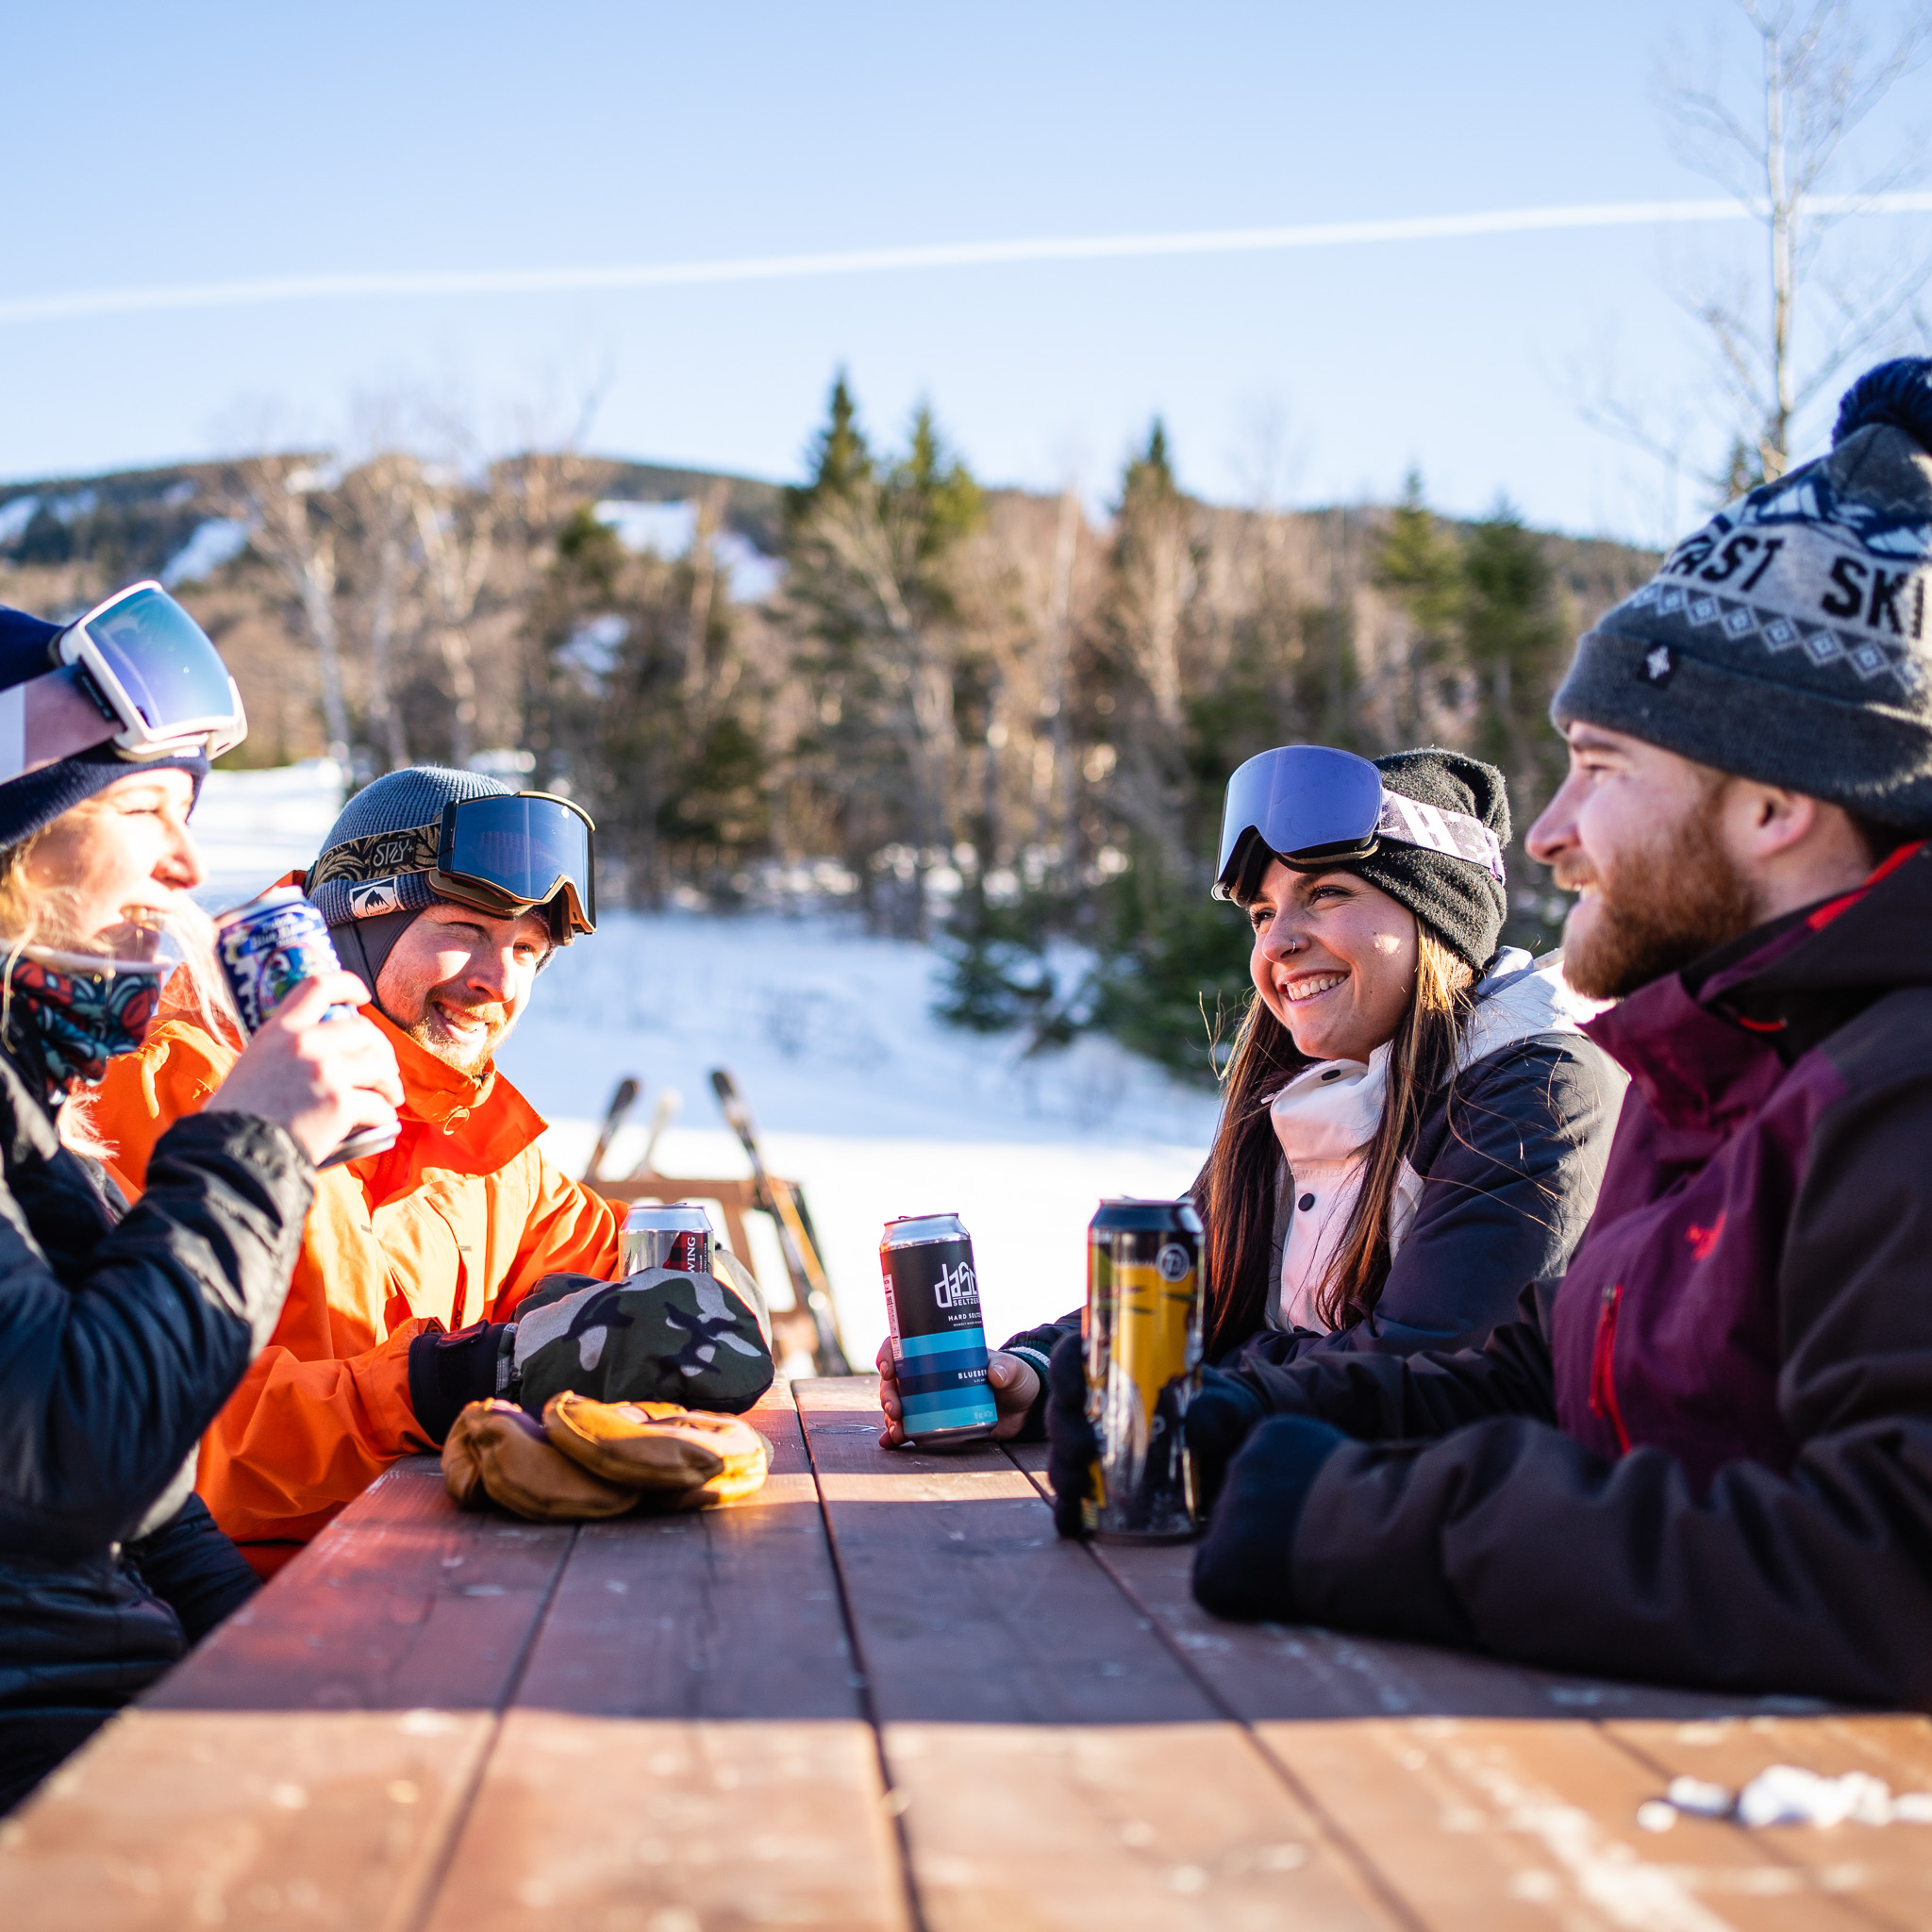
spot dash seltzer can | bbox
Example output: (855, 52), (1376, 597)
(880, 1212), (996, 1447)
(622, 1203), (716, 1276)
(1083, 1198), (1205, 1541)
(212, 884), (398, 1168)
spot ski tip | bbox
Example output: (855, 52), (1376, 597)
(708, 1067), (737, 1101)
(611, 1076), (641, 1110)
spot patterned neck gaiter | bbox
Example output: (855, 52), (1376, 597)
(3, 951), (165, 1100)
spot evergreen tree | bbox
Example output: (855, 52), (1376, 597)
(791, 372), (873, 515)
(1461, 498), (1568, 950)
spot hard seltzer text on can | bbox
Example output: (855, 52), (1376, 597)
(1083, 1198), (1204, 1541)
(622, 1203), (716, 1276)
(212, 885), (398, 1168)
(880, 1212), (996, 1447)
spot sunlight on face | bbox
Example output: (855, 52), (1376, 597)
(1246, 858), (1419, 1063)
(20, 770), (203, 956)
(373, 901), (552, 1074)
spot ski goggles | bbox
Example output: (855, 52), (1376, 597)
(434, 791), (596, 935)
(1213, 744), (1505, 901)
(308, 790), (598, 939)
(0, 581), (248, 783)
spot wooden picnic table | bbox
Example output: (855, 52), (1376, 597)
(7, 1375), (1932, 1930)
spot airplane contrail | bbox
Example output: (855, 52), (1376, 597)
(3, 192), (1929, 327)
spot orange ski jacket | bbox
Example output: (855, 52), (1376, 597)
(92, 992), (620, 1573)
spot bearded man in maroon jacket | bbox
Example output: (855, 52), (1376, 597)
(1070, 358), (1932, 1707)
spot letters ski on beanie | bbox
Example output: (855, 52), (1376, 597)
(306, 765), (511, 990)
(1553, 357), (1932, 830)
(1351, 748), (1510, 971)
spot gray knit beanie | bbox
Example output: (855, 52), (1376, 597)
(1552, 358), (1932, 828)
(1354, 748), (1510, 971)
(308, 765), (512, 991)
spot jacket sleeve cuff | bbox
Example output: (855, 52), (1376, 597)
(407, 1322), (511, 1444)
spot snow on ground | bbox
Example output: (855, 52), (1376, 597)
(191, 757), (348, 909)
(186, 761), (1221, 1365)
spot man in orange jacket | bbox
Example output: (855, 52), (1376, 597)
(94, 766), (623, 1575)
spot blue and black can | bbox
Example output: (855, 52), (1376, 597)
(880, 1212), (996, 1447)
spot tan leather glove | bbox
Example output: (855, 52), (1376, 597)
(543, 1391), (773, 1509)
(441, 1399), (640, 1522)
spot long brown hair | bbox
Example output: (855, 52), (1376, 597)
(1199, 925), (1474, 1357)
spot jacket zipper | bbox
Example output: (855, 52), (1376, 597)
(1588, 1283), (1632, 1455)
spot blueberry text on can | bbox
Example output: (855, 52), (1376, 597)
(881, 1212), (996, 1442)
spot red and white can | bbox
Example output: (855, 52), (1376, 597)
(622, 1203), (715, 1276)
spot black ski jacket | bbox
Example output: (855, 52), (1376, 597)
(1213, 848), (1932, 1707)
(1003, 959), (1623, 1420)
(0, 1044), (310, 1811)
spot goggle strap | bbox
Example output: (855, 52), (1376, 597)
(1374, 791), (1506, 882)
(0, 666), (125, 784)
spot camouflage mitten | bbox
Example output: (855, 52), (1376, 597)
(508, 1267), (774, 1416)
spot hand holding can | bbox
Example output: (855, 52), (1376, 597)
(209, 886), (402, 1168)
(879, 1213), (997, 1448)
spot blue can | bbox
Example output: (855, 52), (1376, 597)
(880, 1212), (996, 1446)
(213, 885), (396, 1165)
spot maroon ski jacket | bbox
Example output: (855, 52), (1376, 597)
(1231, 841), (1932, 1705)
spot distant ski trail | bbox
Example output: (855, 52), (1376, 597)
(5, 192), (1930, 326)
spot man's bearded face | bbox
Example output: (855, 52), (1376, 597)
(1557, 775), (1760, 999)
(374, 905), (551, 1076)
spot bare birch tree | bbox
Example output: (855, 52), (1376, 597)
(1661, 0), (1931, 485)
(222, 453), (352, 762)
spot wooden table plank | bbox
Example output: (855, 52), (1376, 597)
(511, 1382), (860, 1721)
(796, 1376), (1216, 1724)
(884, 1720), (1403, 1932)
(1607, 1715), (1932, 1931)
(147, 1457), (575, 1714)
(1006, 1443), (1828, 1726)
(0, 1708), (491, 1932)
(796, 1380), (1409, 1930)
(1258, 1716), (1875, 1932)
(419, 1712), (910, 1932)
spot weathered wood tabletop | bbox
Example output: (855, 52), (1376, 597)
(6, 1375), (1931, 1931)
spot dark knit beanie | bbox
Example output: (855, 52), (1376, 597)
(1350, 748), (1509, 971)
(0, 603), (208, 855)
(1552, 357), (1932, 829)
(308, 765), (513, 991)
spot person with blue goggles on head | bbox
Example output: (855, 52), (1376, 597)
(875, 744), (1627, 1507)
(92, 764), (771, 1578)
(0, 582), (404, 1812)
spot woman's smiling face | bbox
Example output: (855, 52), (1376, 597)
(1247, 858), (1419, 1063)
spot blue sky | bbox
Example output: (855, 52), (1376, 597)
(3, 2), (1924, 540)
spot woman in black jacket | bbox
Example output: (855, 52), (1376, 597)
(0, 587), (402, 1811)
(876, 747), (1624, 1448)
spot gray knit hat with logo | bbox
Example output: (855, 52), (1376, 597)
(1552, 358), (1932, 828)
(308, 765), (511, 991)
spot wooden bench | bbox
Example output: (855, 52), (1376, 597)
(7, 1378), (1929, 1930)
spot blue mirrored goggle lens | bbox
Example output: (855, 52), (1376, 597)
(445, 796), (594, 918)
(82, 586), (236, 732)
(1216, 746), (1385, 883)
